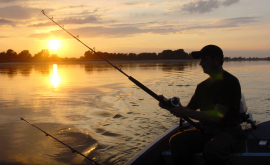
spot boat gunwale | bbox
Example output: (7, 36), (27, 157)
(125, 122), (192, 165)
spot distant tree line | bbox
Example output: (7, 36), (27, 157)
(0, 49), (269, 62)
(224, 56), (270, 60)
(81, 49), (192, 60)
(0, 49), (60, 62)
(0, 48), (193, 62)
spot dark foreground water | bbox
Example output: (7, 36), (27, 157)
(0, 60), (269, 165)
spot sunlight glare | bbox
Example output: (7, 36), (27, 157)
(51, 64), (60, 88)
(48, 39), (61, 50)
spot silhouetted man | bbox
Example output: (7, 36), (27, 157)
(162, 45), (243, 165)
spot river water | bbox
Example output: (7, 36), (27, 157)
(0, 60), (269, 165)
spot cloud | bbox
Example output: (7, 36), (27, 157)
(28, 25), (178, 39)
(0, 0), (41, 3)
(0, 35), (9, 38)
(129, 12), (157, 18)
(31, 15), (101, 27)
(222, 0), (240, 6)
(122, 1), (156, 7)
(0, 18), (15, 26)
(184, 16), (259, 30)
(32, 9), (116, 27)
(122, 2), (144, 6)
(216, 16), (259, 26)
(181, 0), (220, 14)
(0, 0), (23, 2)
(0, 6), (41, 20)
(67, 5), (87, 9)
(28, 16), (259, 39)
(173, 0), (240, 14)
(56, 15), (100, 24)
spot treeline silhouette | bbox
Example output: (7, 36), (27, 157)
(82, 49), (191, 60)
(0, 49), (269, 62)
(0, 49), (60, 62)
(0, 49), (192, 62)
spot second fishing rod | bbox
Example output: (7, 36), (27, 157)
(41, 10), (203, 132)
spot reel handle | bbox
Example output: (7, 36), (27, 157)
(168, 96), (180, 107)
(160, 96), (180, 109)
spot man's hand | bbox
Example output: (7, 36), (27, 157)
(158, 95), (170, 109)
(168, 104), (229, 122)
(169, 105), (187, 118)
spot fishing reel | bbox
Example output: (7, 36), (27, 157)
(160, 96), (180, 109)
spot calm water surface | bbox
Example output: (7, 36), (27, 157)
(0, 60), (269, 165)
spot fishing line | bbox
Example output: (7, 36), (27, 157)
(45, 12), (161, 52)
(21, 118), (100, 165)
(41, 10), (203, 132)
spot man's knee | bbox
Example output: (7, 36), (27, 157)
(170, 129), (197, 146)
(169, 131), (186, 147)
(202, 140), (229, 164)
(203, 140), (220, 156)
(170, 129), (204, 152)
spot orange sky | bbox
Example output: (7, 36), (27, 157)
(0, 0), (270, 58)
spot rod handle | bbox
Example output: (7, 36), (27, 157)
(128, 76), (204, 132)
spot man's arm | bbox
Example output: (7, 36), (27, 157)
(169, 104), (229, 123)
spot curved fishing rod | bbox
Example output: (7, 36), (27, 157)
(41, 10), (203, 132)
(21, 118), (100, 165)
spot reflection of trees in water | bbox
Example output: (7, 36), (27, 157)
(0, 64), (51, 77)
(34, 65), (50, 75)
(0, 61), (198, 77)
(19, 67), (32, 77)
(158, 61), (198, 72)
(136, 63), (158, 71)
(84, 64), (111, 73)
(136, 61), (198, 72)
(84, 62), (154, 74)
(187, 61), (199, 69)
(84, 62), (144, 73)
(84, 61), (199, 74)
(0, 66), (28, 78)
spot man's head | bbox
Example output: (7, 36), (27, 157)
(191, 45), (224, 64)
(191, 45), (224, 75)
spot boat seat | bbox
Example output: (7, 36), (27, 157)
(162, 138), (270, 165)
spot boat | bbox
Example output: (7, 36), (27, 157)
(125, 95), (270, 165)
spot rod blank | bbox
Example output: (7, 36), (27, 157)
(21, 118), (100, 165)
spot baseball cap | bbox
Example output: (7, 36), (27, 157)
(191, 45), (224, 59)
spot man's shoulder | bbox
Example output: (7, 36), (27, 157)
(197, 78), (210, 89)
(196, 71), (240, 88)
(223, 71), (240, 84)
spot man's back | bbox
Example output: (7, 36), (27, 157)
(187, 70), (241, 130)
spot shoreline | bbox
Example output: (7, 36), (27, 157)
(0, 58), (269, 64)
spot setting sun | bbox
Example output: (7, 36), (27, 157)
(48, 39), (61, 50)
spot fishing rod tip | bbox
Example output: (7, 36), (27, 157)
(20, 118), (24, 120)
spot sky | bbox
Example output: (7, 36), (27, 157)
(0, 0), (270, 58)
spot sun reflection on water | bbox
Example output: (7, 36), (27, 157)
(83, 142), (98, 155)
(51, 64), (60, 88)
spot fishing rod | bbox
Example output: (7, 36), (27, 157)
(21, 118), (100, 165)
(41, 10), (203, 132)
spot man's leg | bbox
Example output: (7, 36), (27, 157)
(170, 129), (212, 165)
(202, 126), (243, 165)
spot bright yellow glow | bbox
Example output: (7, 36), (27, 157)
(48, 39), (61, 50)
(84, 142), (98, 155)
(51, 64), (60, 88)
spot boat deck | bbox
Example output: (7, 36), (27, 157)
(126, 121), (270, 165)
(162, 139), (270, 165)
